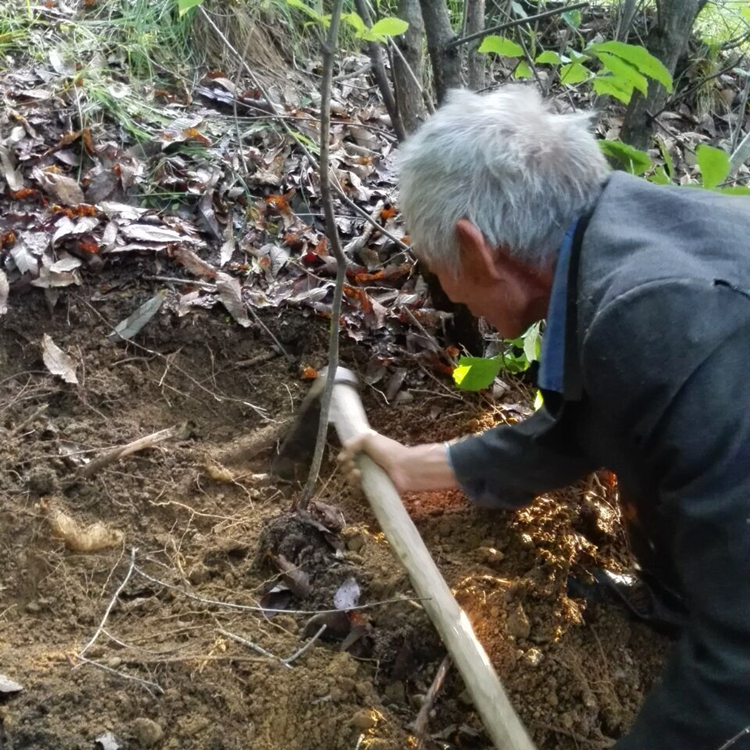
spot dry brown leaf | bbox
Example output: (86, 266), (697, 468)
(33, 168), (85, 205)
(41, 334), (79, 384)
(41, 499), (123, 552)
(204, 457), (236, 483)
(172, 247), (218, 280)
(121, 224), (184, 243)
(216, 272), (251, 328)
(0, 145), (23, 191)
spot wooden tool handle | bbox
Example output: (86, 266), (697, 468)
(329, 378), (536, 750)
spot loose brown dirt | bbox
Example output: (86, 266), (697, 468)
(0, 277), (668, 750)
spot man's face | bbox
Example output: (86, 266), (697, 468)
(432, 263), (531, 339)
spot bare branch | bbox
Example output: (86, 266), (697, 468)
(414, 654), (451, 744)
(298, 0), (348, 509)
(447, 1), (589, 50)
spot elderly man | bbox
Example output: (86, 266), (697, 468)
(340, 87), (750, 749)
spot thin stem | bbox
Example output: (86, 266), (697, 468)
(447, 1), (589, 50)
(298, 0), (348, 509)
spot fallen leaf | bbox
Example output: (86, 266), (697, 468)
(220, 221), (235, 267)
(0, 270), (8, 316)
(95, 731), (122, 750)
(42, 334), (79, 384)
(109, 290), (168, 342)
(259, 583), (293, 615)
(52, 215), (99, 245)
(334, 577), (361, 610)
(272, 554), (312, 599)
(172, 247), (218, 280)
(0, 675), (23, 695)
(40, 499), (123, 552)
(99, 202), (148, 221)
(33, 168), (85, 205)
(50, 254), (83, 273)
(120, 224), (185, 243)
(31, 267), (81, 288)
(216, 272), (251, 328)
(101, 222), (118, 251)
(9, 240), (38, 276)
(0, 146), (24, 191)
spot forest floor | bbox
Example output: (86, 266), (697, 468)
(0, 272), (668, 750)
(3, 0), (748, 747)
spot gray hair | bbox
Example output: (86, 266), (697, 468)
(398, 86), (610, 271)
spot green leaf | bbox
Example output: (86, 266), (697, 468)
(562, 9), (581, 28)
(453, 356), (504, 391)
(599, 139), (652, 175)
(696, 144), (731, 189)
(647, 165), (671, 185)
(177, 0), (203, 16)
(478, 35), (524, 57)
(286, 0), (327, 25)
(657, 137), (674, 180)
(560, 62), (591, 85)
(593, 75), (634, 104)
(368, 16), (409, 39)
(589, 40), (672, 92)
(742, 6), (750, 21)
(533, 390), (544, 411)
(535, 50), (562, 65)
(522, 323), (542, 363)
(342, 12), (367, 36)
(514, 60), (533, 79)
(594, 51), (648, 95)
(568, 50), (590, 63)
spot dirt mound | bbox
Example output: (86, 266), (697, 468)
(0, 285), (667, 750)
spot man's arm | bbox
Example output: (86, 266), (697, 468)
(584, 279), (750, 749)
(340, 401), (596, 508)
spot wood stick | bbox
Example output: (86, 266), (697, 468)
(414, 654), (451, 743)
(64, 423), (189, 487)
(326, 370), (536, 750)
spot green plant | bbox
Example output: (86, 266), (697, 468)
(452, 323), (541, 392)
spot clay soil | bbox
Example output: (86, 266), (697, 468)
(0, 275), (668, 750)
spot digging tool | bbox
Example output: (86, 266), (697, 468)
(274, 366), (537, 750)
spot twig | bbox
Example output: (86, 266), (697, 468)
(731, 73), (750, 154)
(719, 725), (750, 750)
(244, 304), (291, 358)
(354, 0), (407, 141)
(730, 129), (750, 177)
(135, 565), (427, 615)
(333, 62), (371, 81)
(64, 424), (189, 487)
(389, 38), (436, 114)
(74, 549), (163, 694)
(76, 655), (164, 695)
(447, 1), (589, 50)
(219, 628), (294, 668)
(79, 548), (138, 658)
(283, 624), (327, 664)
(343, 200), (384, 257)
(298, 0), (348, 510)
(198, 6), (408, 253)
(414, 654), (451, 743)
(9, 402), (48, 436)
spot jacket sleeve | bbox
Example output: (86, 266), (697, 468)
(583, 279), (750, 750)
(448, 399), (597, 509)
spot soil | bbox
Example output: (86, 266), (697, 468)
(0, 274), (669, 750)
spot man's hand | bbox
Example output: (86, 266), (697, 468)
(338, 431), (459, 494)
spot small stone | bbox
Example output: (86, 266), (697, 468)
(547, 692), (559, 707)
(523, 648), (544, 667)
(346, 533), (365, 553)
(411, 693), (426, 709)
(131, 718), (163, 747)
(0, 675), (23, 695)
(477, 546), (505, 567)
(350, 709), (377, 730)
(107, 657), (122, 669)
(561, 712), (575, 729)
(506, 603), (531, 640)
(95, 731), (122, 750)
(25, 602), (41, 615)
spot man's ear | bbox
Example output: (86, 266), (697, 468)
(455, 219), (500, 283)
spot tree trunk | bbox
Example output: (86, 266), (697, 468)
(418, 0), (462, 103)
(466, 0), (486, 90)
(620, 0), (708, 149)
(393, 0), (428, 134)
(354, 0), (407, 142)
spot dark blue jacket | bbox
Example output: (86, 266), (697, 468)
(450, 172), (750, 749)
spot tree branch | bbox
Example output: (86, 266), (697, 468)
(354, 0), (407, 141)
(446, 1), (589, 51)
(298, 0), (348, 508)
